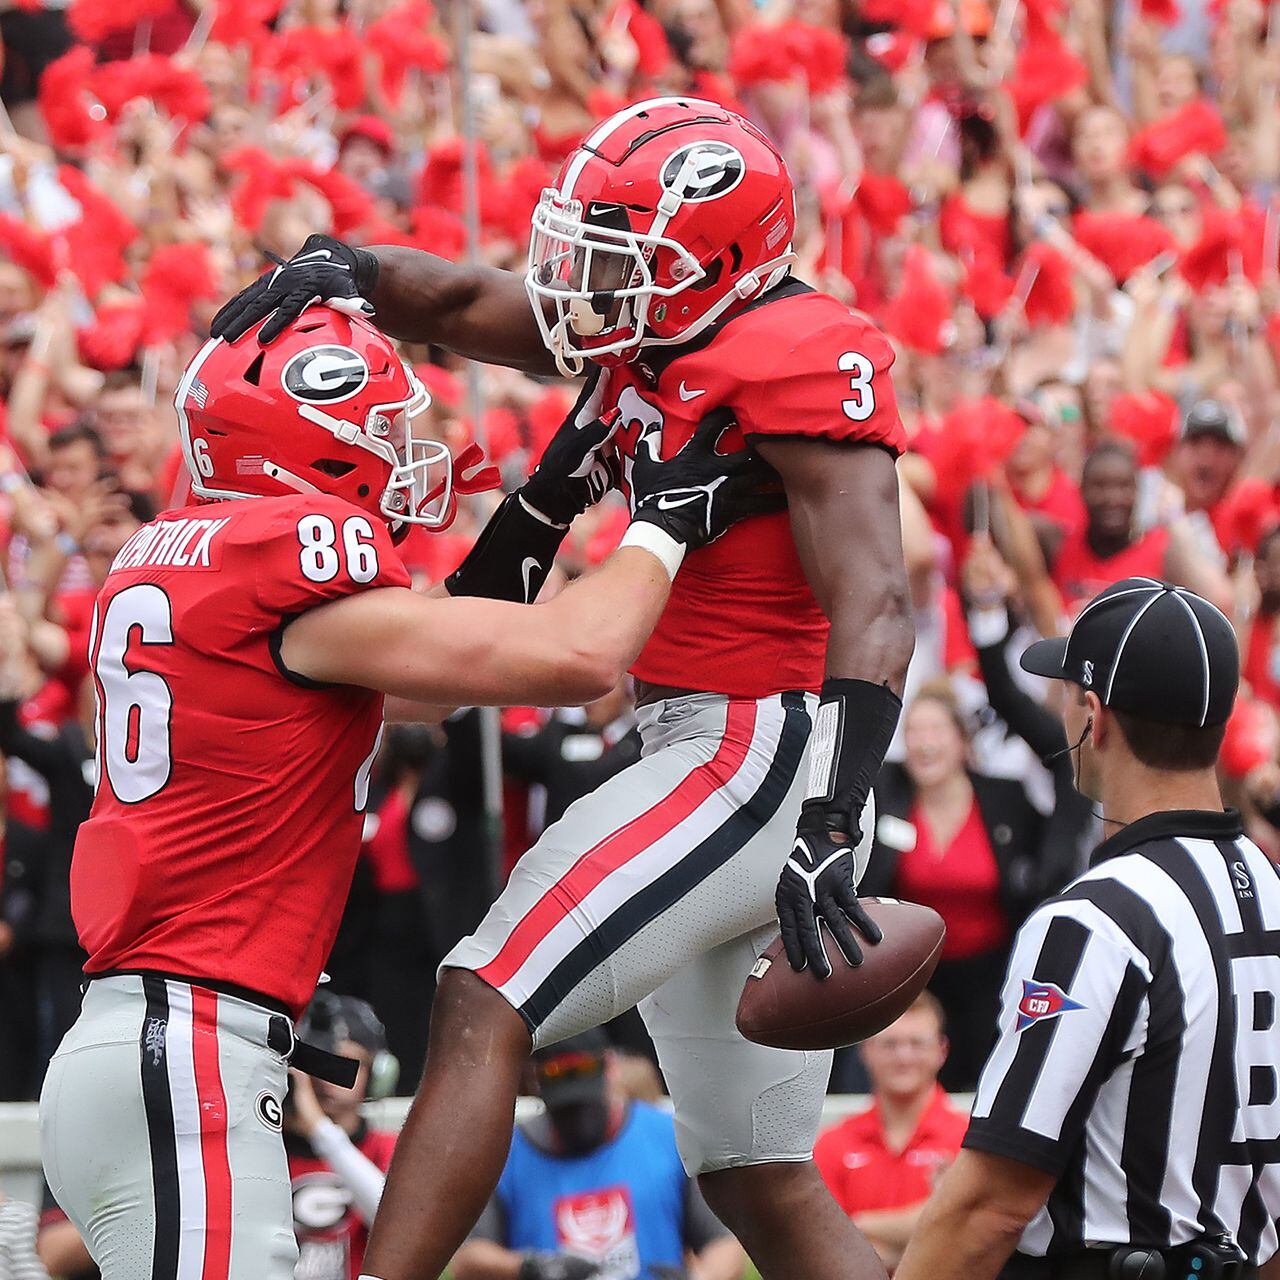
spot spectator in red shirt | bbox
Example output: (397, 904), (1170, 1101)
(814, 993), (968, 1272)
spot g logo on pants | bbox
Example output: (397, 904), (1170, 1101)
(256, 1091), (283, 1131)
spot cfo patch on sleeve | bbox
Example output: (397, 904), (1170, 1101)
(1016, 980), (1085, 1032)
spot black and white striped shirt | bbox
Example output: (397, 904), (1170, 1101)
(964, 809), (1280, 1264)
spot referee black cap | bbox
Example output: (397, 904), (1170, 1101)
(1020, 577), (1239, 727)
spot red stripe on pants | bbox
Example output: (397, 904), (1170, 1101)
(479, 699), (759, 989)
(191, 987), (233, 1279)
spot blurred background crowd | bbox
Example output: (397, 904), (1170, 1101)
(3, 0), (1280, 1266)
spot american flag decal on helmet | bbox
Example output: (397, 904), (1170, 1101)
(189, 379), (209, 409)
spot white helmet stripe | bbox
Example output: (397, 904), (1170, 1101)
(560, 96), (723, 202)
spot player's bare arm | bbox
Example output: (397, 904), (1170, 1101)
(210, 234), (551, 373)
(368, 247), (552, 373)
(280, 549), (672, 707)
(759, 437), (915, 979)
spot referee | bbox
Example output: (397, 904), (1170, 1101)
(895, 578), (1280, 1280)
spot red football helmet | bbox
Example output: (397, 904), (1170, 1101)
(526, 97), (797, 375)
(175, 310), (455, 529)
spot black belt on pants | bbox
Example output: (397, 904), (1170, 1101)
(86, 968), (359, 1088)
(1002, 1244), (1255, 1280)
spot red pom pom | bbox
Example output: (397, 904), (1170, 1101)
(727, 23), (795, 86)
(140, 242), (220, 346)
(924, 396), (1026, 510)
(1021, 0), (1066, 41)
(1128, 99), (1227, 177)
(854, 172), (911, 236)
(1071, 211), (1177, 283)
(1139, 0), (1181, 22)
(1213, 476), (1278, 556)
(1020, 243), (1075, 326)
(1106, 390), (1179, 467)
(882, 246), (953, 354)
(409, 205), (469, 260)
(793, 23), (849, 94)
(69, 0), (168, 43)
(1219, 695), (1277, 779)
(78, 301), (147, 370)
(210, 0), (283, 50)
(1008, 28), (1088, 132)
(961, 244), (1015, 319)
(39, 49), (108, 153)
(859, 0), (936, 37)
(294, 165), (375, 238)
(417, 137), (492, 214)
(263, 26), (366, 113)
(222, 146), (297, 232)
(58, 166), (139, 297)
(91, 55), (212, 143)
(730, 22), (848, 92)
(1179, 206), (1262, 292)
(367, 1), (447, 107)
(0, 215), (59, 290)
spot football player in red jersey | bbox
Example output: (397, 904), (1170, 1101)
(212, 98), (915, 1280)
(39, 306), (771, 1280)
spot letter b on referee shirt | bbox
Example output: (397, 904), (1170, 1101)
(1232, 955), (1280, 1141)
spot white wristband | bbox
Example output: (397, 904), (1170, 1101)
(619, 521), (686, 581)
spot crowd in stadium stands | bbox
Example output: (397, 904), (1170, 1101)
(3, 0), (1280, 1263)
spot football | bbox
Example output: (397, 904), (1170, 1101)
(736, 899), (946, 1051)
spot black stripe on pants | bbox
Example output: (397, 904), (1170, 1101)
(519, 691), (810, 1031)
(140, 974), (180, 1280)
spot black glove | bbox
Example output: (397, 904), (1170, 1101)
(776, 678), (901, 979)
(520, 372), (621, 527)
(210, 234), (379, 344)
(518, 1252), (603, 1280)
(629, 408), (784, 553)
(776, 833), (882, 978)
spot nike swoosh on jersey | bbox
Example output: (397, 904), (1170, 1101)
(678, 382), (706, 402)
(521, 557), (541, 603)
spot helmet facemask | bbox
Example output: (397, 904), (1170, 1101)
(294, 366), (455, 529)
(526, 191), (705, 376)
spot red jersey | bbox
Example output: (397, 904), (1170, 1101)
(814, 1085), (968, 1216)
(1052, 526), (1170, 617)
(71, 494), (409, 1015)
(288, 1126), (398, 1280)
(608, 287), (905, 697)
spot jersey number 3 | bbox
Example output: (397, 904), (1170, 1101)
(92, 583), (174, 804)
(839, 351), (876, 423)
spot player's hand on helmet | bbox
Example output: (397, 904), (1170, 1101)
(776, 829), (882, 980)
(629, 407), (784, 553)
(210, 234), (378, 345)
(519, 371), (622, 526)
(518, 1251), (604, 1280)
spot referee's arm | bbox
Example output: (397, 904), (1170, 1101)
(896, 897), (1151, 1280)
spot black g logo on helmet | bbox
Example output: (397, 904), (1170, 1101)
(660, 141), (746, 203)
(282, 346), (369, 405)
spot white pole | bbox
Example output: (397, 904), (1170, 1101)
(454, 0), (506, 883)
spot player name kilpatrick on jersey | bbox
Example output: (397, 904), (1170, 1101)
(111, 514), (232, 572)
